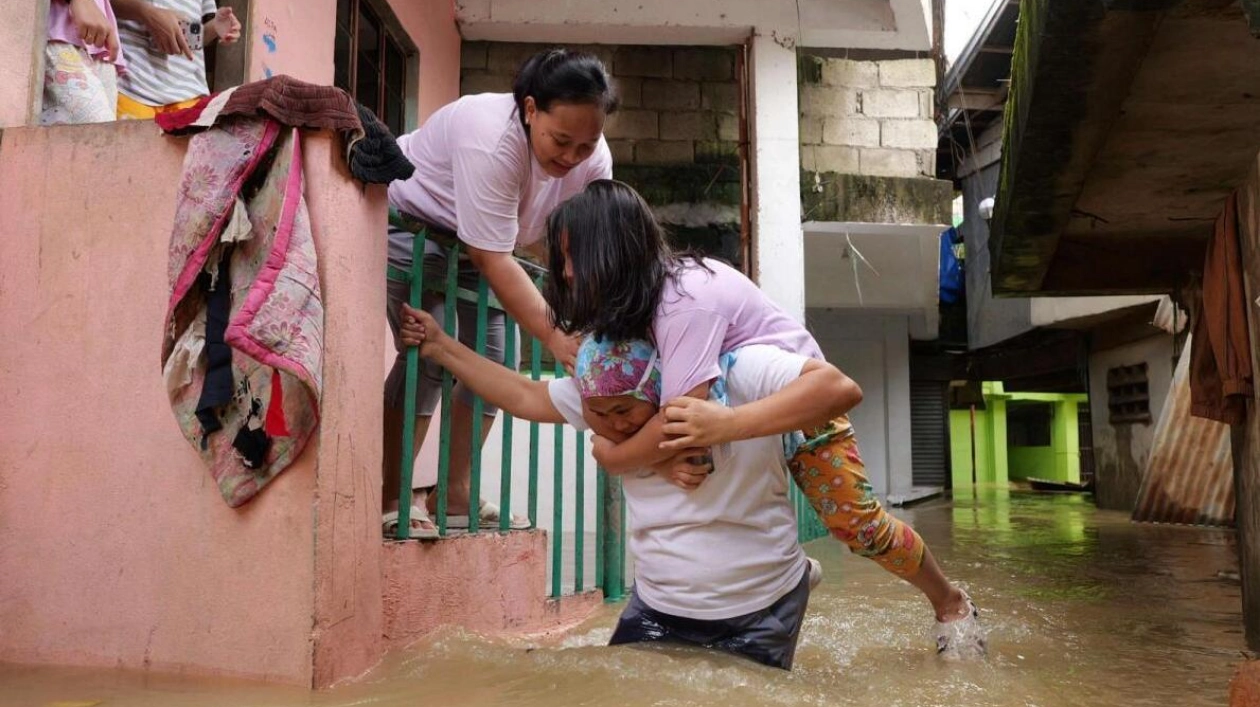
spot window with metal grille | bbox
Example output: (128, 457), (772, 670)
(1107, 363), (1151, 424)
(335, 0), (410, 136)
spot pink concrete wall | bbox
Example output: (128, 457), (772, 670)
(387, 0), (463, 123)
(0, 4), (581, 689)
(382, 532), (604, 650)
(241, 0), (461, 124)
(303, 136), (391, 689)
(0, 122), (320, 684)
(246, 0), (336, 85)
(1, 0), (47, 127)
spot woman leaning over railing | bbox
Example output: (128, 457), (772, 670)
(381, 48), (620, 538)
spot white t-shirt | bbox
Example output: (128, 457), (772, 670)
(548, 345), (809, 620)
(387, 93), (612, 265)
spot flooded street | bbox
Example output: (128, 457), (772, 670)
(3, 490), (1243, 707)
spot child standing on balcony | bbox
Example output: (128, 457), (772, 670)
(111, 0), (241, 120)
(543, 180), (986, 658)
(42, 0), (124, 125)
(399, 310), (854, 669)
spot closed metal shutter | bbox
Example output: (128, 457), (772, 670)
(910, 380), (950, 488)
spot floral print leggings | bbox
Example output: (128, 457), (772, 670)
(788, 415), (925, 577)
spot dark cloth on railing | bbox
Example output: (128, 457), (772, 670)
(155, 74), (414, 185)
(1190, 191), (1254, 425)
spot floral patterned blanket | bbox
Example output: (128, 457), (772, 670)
(161, 118), (322, 507)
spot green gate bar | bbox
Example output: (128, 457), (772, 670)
(551, 358), (566, 598)
(394, 227), (428, 540)
(595, 468), (606, 590)
(434, 248), (460, 536)
(574, 432), (585, 593)
(498, 317), (517, 533)
(528, 336), (542, 527)
(599, 469), (626, 602)
(467, 276), (490, 534)
(791, 478), (829, 544)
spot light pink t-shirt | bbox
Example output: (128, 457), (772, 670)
(387, 92), (612, 259)
(47, 0), (126, 68)
(654, 259), (824, 401)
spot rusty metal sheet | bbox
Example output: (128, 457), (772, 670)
(1133, 335), (1236, 527)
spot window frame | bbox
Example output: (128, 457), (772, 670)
(335, 0), (417, 136)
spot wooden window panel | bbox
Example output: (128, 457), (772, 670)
(334, 0), (410, 134)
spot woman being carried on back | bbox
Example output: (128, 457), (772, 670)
(542, 180), (987, 657)
(400, 305), (855, 668)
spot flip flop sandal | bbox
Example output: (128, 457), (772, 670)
(382, 506), (440, 539)
(447, 499), (531, 530)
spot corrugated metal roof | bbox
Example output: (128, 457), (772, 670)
(1133, 335), (1235, 527)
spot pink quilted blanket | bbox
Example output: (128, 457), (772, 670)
(161, 118), (322, 507)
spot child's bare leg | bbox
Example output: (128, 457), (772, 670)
(903, 546), (971, 622)
(792, 416), (971, 622)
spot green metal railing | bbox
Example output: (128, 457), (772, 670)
(790, 478), (829, 545)
(388, 210), (626, 602)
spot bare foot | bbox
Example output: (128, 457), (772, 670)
(934, 590), (986, 659)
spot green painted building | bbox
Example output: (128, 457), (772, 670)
(950, 382), (1087, 489)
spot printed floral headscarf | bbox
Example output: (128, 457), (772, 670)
(574, 336), (661, 405)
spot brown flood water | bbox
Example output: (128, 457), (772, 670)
(2, 489), (1244, 707)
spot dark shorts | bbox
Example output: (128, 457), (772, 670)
(608, 567), (811, 670)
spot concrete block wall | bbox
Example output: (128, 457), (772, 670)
(798, 54), (937, 179)
(461, 42), (745, 266)
(461, 42), (740, 169)
(1088, 334), (1175, 511)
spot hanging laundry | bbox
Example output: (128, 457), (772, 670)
(155, 74), (414, 185)
(939, 227), (964, 304)
(160, 75), (413, 506)
(162, 115), (324, 507)
(1150, 296), (1188, 336)
(349, 102), (416, 184)
(1189, 191), (1254, 426)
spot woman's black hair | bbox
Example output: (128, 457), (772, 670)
(512, 49), (620, 127)
(543, 180), (691, 342)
